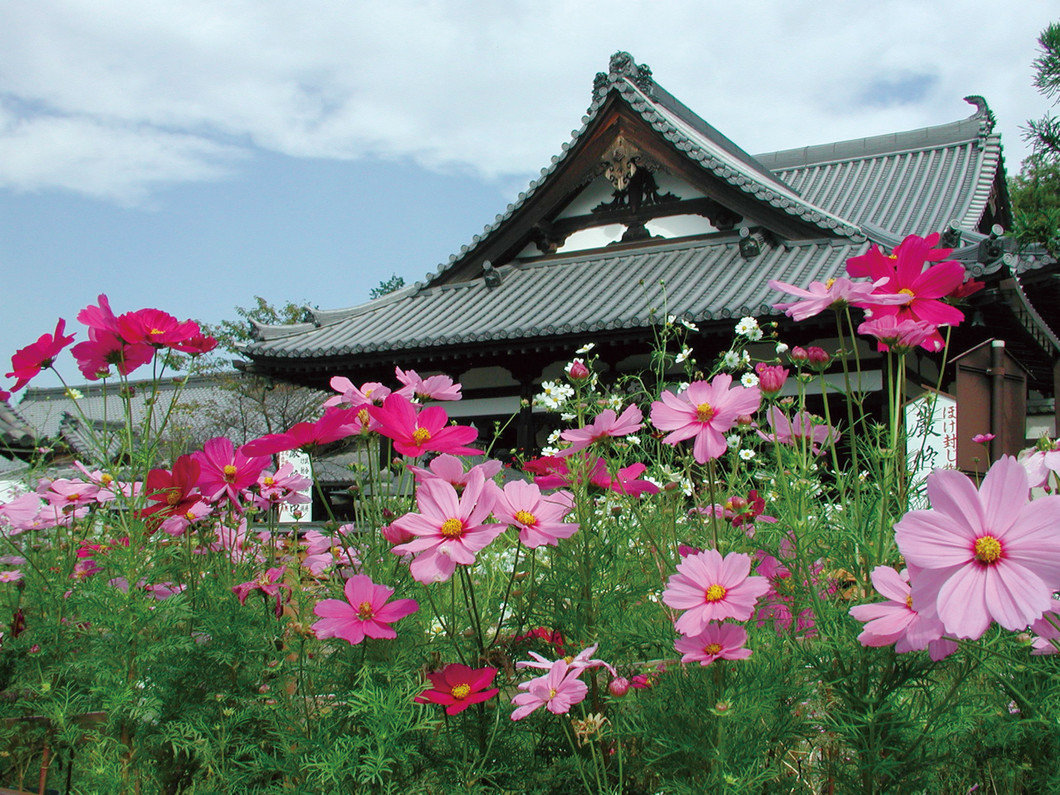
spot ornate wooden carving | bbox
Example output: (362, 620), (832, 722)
(592, 136), (678, 214)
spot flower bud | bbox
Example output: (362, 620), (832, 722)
(566, 359), (590, 381)
(806, 347), (831, 369)
(789, 346), (808, 364)
(754, 363), (789, 396)
(608, 677), (630, 697)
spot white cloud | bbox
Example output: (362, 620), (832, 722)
(0, 0), (1054, 202)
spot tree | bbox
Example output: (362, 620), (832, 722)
(173, 298), (325, 448)
(1011, 22), (1060, 256)
(369, 274), (405, 299)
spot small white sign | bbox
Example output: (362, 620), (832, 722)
(277, 449), (313, 523)
(905, 391), (957, 502)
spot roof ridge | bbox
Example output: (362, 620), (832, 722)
(757, 97), (994, 170)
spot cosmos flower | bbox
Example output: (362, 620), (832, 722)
(414, 664), (499, 715)
(662, 549), (771, 636)
(368, 394), (480, 458)
(673, 622), (753, 665)
(311, 574), (418, 645)
(7, 319), (76, 392)
(390, 470), (504, 583)
(492, 480), (577, 549)
(650, 375), (762, 463)
(848, 566), (956, 660)
(558, 404), (643, 456)
(894, 456), (1060, 639)
(510, 659), (589, 721)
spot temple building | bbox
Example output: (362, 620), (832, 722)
(241, 52), (1059, 466)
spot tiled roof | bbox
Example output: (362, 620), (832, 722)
(757, 97), (1002, 237)
(247, 236), (868, 360)
(421, 54), (859, 289)
(0, 400), (37, 457)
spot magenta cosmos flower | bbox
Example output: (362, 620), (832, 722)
(650, 375), (761, 463)
(492, 480), (577, 549)
(414, 663), (499, 715)
(895, 456), (1060, 639)
(757, 406), (838, 456)
(390, 469), (504, 583)
(510, 658), (589, 721)
(193, 437), (270, 509)
(368, 394), (480, 458)
(858, 316), (942, 353)
(845, 232), (966, 351)
(311, 574), (418, 645)
(558, 404), (643, 456)
(662, 549), (770, 636)
(7, 319), (76, 392)
(673, 622), (753, 665)
(848, 566), (955, 660)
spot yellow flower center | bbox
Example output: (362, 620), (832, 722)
(696, 403), (715, 423)
(440, 518), (464, 538)
(451, 683), (471, 700)
(149, 328), (164, 336)
(357, 601), (374, 620)
(898, 287), (915, 304)
(825, 278), (836, 289)
(548, 688), (557, 700)
(100, 474), (114, 486)
(514, 510), (537, 526)
(412, 427), (432, 445)
(705, 584), (727, 602)
(166, 488), (182, 506)
(357, 408), (370, 426)
(704, 643), (722, 655)
(223, 464), (238, 481)
(974, 535), (1003, 565)
(263, 477), (275, 487)
(905, 595), (913, 609)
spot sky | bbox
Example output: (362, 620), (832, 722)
(1, 0), (1056, 391)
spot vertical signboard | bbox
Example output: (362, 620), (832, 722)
(277, 449), (313, 523)
(906, 391), (957, 503)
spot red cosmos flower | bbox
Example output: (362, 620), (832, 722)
(170, 333), (218, 354)
(140, 455), (202, 521)
(7, 319), (76, 392)
(240, 407), (362, 457)
(414, 663), (500, 715)
(233, 567), (290, 618)
(193, 437), (270, 509)
(368, 394), (480, 458)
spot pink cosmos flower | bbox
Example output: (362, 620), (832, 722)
(650, 375), (762, 463)
(390, 469), (504, 583)
(769, 276), (906, 321)
(368, 394), (480, 458)
(193, 437), (270, 509)
(233, 567), (291, 617)
(492, 480), (577, 548)
(311, 574), (419, 645)
(848, 566), (956, 660)
(252, 463), (313, 511)
(394, 367), (462, 401)
(1030, 602), (1060, 655)
(414, 664), (500, 715)
(971, 433), (996, 444)
(894, 456), (1060, 639)
(323, 377), (391, 408)
(7, 319), (76, 392)
(1018, 443), (1060, 489)
(662, 549), (771, 636)
(558, 404), (643, 456)
(77, 294), (121, 335)
(858, 316), (942, 353)
(516, 643), (616, 677)
(757, 407), (838, 455)
(510, 659), (589, 721)
(407, 454), (503, 492)
(673, 622), (753, 665)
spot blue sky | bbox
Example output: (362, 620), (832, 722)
(1, 1), (1056, 391)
